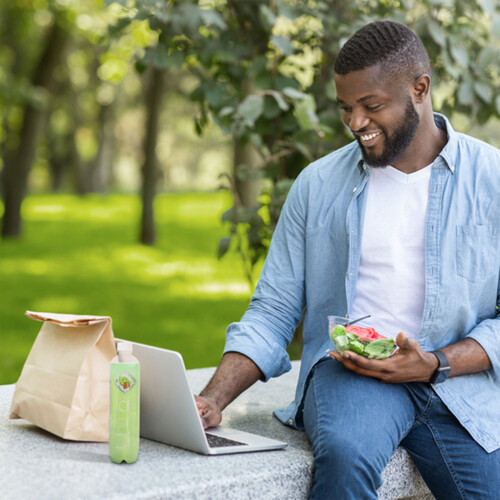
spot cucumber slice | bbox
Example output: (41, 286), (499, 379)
(331, 325), (347, 339)
(348, 340), (364, 355)
(335, 335), (349, 348)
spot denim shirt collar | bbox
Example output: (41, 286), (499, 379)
(356, 112), (458, 175)
(434, 112), (458, 174)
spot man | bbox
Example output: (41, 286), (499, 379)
(196, 20), (500, 499)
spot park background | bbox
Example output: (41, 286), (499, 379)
(1, 0), (499, 385)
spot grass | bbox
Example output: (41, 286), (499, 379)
(0, 192), (262, 385)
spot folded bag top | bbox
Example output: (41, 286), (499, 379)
(9, 311), (116, 442)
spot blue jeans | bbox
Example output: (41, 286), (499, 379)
(303, 358), (500, 499)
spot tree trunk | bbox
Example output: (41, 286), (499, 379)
(47, 128), (68, 192)
(90, 102), (114, 193)
(140, 67), (164, 246)
(68, 85), (88, 196)
(233, 78), (261, 208)
(88, 50), (114, 193)
(1, 21), (66, 238)
(233, 139), (261, 207)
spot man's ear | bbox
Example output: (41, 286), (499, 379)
(413, 74), (431, 104)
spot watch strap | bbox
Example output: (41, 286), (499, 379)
(430, 350), (450, 384)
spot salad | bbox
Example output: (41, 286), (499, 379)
(329, 317), (397, 359)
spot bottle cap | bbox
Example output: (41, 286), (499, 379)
(117, 342), (133, 353)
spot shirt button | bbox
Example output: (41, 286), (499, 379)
(353, 187), (357, 193)
(288, 418), (293, 425)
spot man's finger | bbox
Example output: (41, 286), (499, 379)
(331, 349), (387, 371)
(396, 331), (408, 348)
(201, 416), (210, 430)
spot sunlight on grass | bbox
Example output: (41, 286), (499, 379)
(28, 204), (67, 215)
(187, 282), (251, 296)
(1, 259), (50, 275)
(0, 192), (261, 384)
(24, 194), (141, 222)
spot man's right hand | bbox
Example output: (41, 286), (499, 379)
(195, 395), (222, 430)
(195, 352), (263, 430)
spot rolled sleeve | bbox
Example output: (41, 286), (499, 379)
(223, 170), (309, 381)
(224, 321), (292, 381)
(466, 272), (500, 378)
(467, 317), (500, 380)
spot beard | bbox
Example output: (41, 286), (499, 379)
(357, 96), (420, 168)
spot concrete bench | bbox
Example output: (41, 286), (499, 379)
(0, 361), (433, 499)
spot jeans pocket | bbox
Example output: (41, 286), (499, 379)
(456, 225), (497, 282)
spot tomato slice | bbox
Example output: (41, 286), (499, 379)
(345, 325), (386, 341)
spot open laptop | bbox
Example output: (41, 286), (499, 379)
(127, 340), (287, 455)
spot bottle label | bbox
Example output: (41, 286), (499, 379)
(110, 363), (140, 463)
(115, 372), (137, 393)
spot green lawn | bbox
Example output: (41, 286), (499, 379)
(0, 192), (262, 385)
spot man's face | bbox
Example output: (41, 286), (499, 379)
(334, 65), (420, 168)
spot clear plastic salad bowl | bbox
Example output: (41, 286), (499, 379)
(328, 315), (397, 359)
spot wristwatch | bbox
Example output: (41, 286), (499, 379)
(429, 350), (451, 384)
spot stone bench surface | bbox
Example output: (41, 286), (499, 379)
(0, 361), (433, 500)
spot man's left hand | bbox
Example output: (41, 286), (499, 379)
(329, 332), (438, 383)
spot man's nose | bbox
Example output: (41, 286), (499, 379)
(349, 108), (370, 132)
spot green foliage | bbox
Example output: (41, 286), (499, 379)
(4, 0), (499, 276)
(110, 0), (499, 281)
(0, 192), (258, 385)
(410, 2), (500, 123)
(0, 0), (131, 196)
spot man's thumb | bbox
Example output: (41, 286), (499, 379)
(396, 331), (408, 349)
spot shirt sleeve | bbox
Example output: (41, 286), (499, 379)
(466, 276), (500, 379)
(224, 169), (310, 381)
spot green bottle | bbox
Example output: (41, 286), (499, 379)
(109, 342), (140, 464)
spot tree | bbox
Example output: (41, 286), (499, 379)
(191, 0), (500, 281)
(109, 0), (499, 358)
(140, 66), (165, 245)
(104, 0), (227, 245)
(2, 18), (67, 237)
(101, 0), (500, 267)
(0, 0), (124, 237)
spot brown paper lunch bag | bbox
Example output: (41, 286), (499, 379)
(9, 311), (117, 441)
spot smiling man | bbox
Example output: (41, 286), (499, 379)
(196, 21), (500, 499)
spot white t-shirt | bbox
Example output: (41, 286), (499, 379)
(349, 164), (432, 339)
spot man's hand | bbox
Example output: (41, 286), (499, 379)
(330, 332), (492, 384)
(195, 395), (222, 430)
(329, 332), (438, 383)
(195, 352), (263, 430)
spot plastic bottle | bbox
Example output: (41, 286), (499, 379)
(109, 341), (140, 463)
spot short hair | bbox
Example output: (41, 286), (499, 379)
(334, 20), (431, 83)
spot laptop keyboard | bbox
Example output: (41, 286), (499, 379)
(205, 432), (249, 448)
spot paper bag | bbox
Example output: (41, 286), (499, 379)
(9, 311), (117, 441)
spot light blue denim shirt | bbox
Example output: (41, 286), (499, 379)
(224, 114), (500, 453)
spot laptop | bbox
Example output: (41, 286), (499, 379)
(127, 340), (287, 455)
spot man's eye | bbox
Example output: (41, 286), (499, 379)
(366, 105), (381, 111)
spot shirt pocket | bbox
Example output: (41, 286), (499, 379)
(456, 225), (498, 282)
